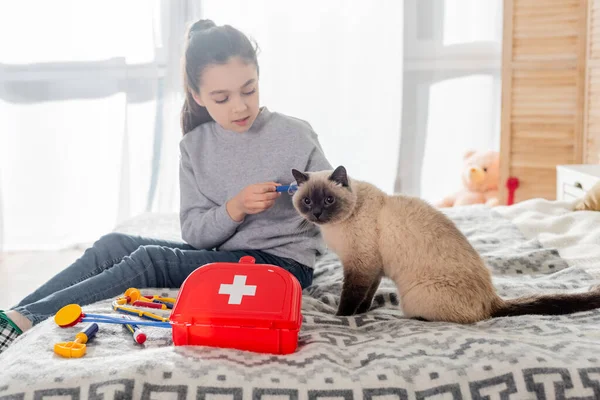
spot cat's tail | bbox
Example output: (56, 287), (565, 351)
(491, 286), (600, 318)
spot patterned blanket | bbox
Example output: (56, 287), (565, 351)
(2, 200), (600, 400)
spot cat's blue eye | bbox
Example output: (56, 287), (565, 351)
(325, 196), (335, 205)
(303, 197), (311, 206)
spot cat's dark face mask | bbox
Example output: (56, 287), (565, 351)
(291, 166), (355, 225)
(296, 186), (340, 224)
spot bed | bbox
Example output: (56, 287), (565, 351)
(2, 198), (600, 399)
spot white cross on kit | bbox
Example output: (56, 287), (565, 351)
(218, 275), (257, 305)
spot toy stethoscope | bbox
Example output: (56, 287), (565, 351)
(54, 288), (176, 329)
(54, 304), (172, 328)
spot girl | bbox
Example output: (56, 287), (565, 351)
(0, 19), (332, 353)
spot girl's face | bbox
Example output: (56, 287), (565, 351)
(192, 56), (260, 133)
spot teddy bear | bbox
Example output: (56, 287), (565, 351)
(574, 181), (600, 211)
(436, 150), (500, 208)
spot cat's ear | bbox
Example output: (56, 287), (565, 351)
(329, 165), (349, 187)
(292, 169), (309, 185)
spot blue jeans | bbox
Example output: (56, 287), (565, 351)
(10, 232), (313, 325)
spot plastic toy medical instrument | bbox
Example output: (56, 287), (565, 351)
(276, 184), (298, 194)
(122, 288), (176, 304)
(53, 323), (99, 358)
(117, 288), (175, 310)
(54, 304), (171, 328)
(121, 316), (147, 344)
(111, 301), (170, 323)
(132, 300), (170, 310)
(113, 288), (175, 310)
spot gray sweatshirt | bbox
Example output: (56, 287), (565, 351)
(179, 107), (332, 268)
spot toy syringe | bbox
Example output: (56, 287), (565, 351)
(276, 184), (298, 194)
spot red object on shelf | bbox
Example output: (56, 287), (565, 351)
(169, 256), (302, 354)
(506, 177), (520, 205)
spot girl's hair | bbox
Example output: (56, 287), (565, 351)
(180, 19), (259, 134)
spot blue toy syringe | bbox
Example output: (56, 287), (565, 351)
(276, 183), (298, 194)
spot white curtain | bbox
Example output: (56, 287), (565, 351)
(0, 0), (200, 251)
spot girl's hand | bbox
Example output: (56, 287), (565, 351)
(226, 182), (281, 222)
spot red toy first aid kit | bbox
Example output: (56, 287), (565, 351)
(169, 256), (303, 354)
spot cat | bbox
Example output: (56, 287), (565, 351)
(291, 165), (600, 323)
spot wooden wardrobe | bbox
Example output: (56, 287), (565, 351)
(499, 0), (600, 204)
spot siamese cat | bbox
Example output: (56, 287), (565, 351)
(291, 166), (600, 323)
